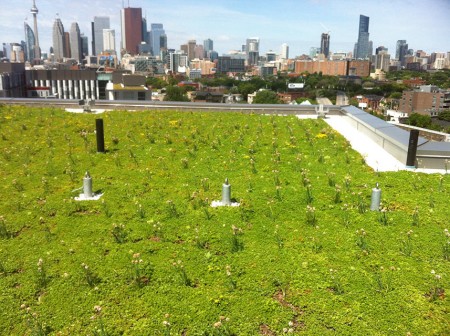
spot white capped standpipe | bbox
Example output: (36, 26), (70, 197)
(370, 183), (381, 211)
(211, 178), (240, 207)
(83, 171), (93, 198)
(222, 178), (231, 205)
(74, 171), (103, 201)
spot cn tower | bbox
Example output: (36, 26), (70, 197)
(30, 0), (41, 59)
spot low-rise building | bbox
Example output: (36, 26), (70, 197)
(0, 62), (26, 97)
(27, 68), (98, 99)
(399, 85), (450, 116)
(105, 73), (151, 100)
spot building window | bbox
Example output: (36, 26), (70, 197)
(138, 92), (145, 100)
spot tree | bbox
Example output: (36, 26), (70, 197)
(146, 77), (166, 89)
(164, 86), (190, 102)
(389, 92), (402, 99)
(438, 111), (450, 122)
(408, 113), (432, 128)
(253, 90), (281, 104)
(238, 83), (258, 99)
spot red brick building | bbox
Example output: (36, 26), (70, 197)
(399, 85), (450, 116)
(294, 60), (370, 77)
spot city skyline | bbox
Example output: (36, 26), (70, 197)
(0, 0), (449, 58)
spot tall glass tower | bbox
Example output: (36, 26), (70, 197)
(320, 33), (330, 58)
(396, 40), (408, 66)
(204, 39), (213, 53)
(24, 22), (36, 62)
(355, 15), (370, 59)
(93, 16), (110, 55)
(149, 23), (165, 57)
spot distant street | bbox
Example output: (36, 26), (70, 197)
(317, 97), (333, 105)
(336, 91), (349, 105)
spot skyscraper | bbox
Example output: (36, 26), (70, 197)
(142, 17), (149, 44)
(120, 7), (143, 55)
(194, 45), (204, 60)
(149, 24), (165, 57)
(70, 22), (82, 61)
(281, 43), (289, 60)
(52, 17), (65, 60)
(80, 34), (89, 57)
(396, 40), (408, 66)
(24, 22), (36, 62)
(93, 16), (110, 55)
(64, 32), (71, 58)
(320, 33), (330, 58)
(246, 37), (260, 65)
(355, 15), (370, 59)
(30, 0), (41, 60)
(204, 39), (213, 54)
(186, 40), (196, 61)
(103, 29), (116, 52)
(160, 34), (167, 50)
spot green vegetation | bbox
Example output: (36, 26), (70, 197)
(408, 113), (433, 128)
(438, 110), (450, 122)
(386, 69), (450, 89)
(0, 106), (449, 335)
(163, 85), (190, 102)
(253, 90), (281, 104)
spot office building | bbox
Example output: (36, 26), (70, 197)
(310, 47), (320, 59)
(149, 23), (165, 56)
(10, 44), (24, 62)
(93, 16), (110, 55)
(355, 15), (370, 59)
(194, 45), (204, 60)
(246, 37), (260, 65)
(204, 39), (213, 53)
(169, 51), (188, 73)
(266, 51), (276, 62)
(64, 32), (71, 58)
(187, 40), (196, 61)
(281, 43), (289, 60)
(70, 22), (82, 61)
(320, 33), (330, 58)
(52, 17), (65, 61)
(27, 69), (98, 100)
(80, 34), (89, 58)
(217, 56), (245, 73)
(375, 46), (388, 55)
(294, 59), (370, 77)
(0, 63), (26, 97)
(160, 34), (167, 51)
(103, 29), (115, 52)
(396, 40), (408, 66)
(24, 22), (36, 62)
(120, 7), (143, 55)
(141, 17), (148, 44)
(374, 51), (390, 72)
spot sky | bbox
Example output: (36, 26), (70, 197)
(1, 0), (449, 58)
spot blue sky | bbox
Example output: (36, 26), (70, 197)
(1, 0), (449, 57)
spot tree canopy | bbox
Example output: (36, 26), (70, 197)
(164, 86), (190, 102)
(253, 90), (281, 104)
